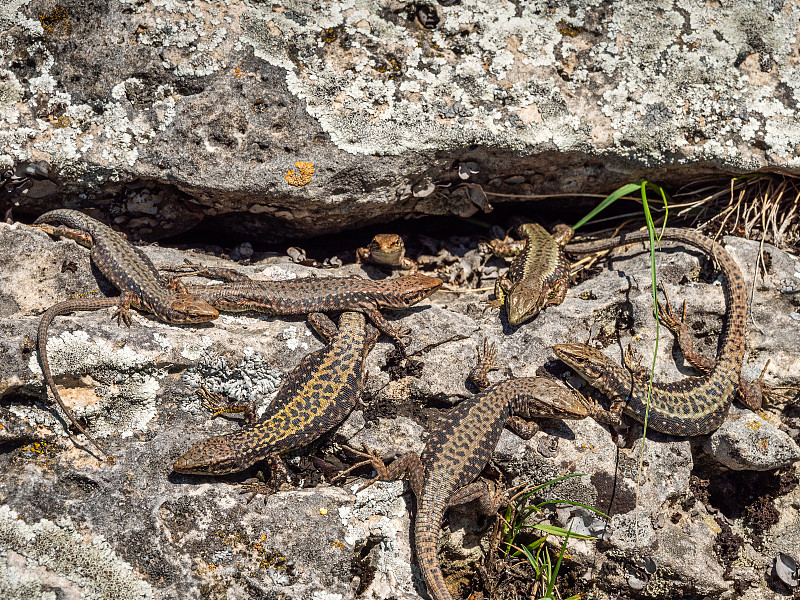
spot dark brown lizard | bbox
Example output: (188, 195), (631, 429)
(554, 227), (756, 436)
(169, 265), (442, 354)
(33, 209), (219, 455)
(339, 343), (593, 600)
(486, 223), (574, 325)
(173, 311), (378, 483)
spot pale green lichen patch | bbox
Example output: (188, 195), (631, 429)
(0, 504), (154, 600)
(0, 69), (23, 106)
(239, 0), (800, 167)
(26, 330), (164, 439)
(181, 348), (283, 409)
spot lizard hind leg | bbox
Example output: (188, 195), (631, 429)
(656, 285), (715, 372)
(448, 479), (505, 516)
(336, 445), (424, 497)
(333, 445), (392, 491)
(111, 291), (135, 327)
(746, 359), (800, 410)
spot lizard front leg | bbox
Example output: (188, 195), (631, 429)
(360, 306), (411, 356)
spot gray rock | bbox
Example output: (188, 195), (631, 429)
(2, 2), (800, 239)
(775, 554), (799, 588)
(704, 408), (800, 471)
(2, 221), (800, 599)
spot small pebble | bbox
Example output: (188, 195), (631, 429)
(776, 554), (799, 587)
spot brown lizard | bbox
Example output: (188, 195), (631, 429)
(173, 311), (378, 489)
(555, 227), (759, 435)
(357, 234), (418, 272)
(486, 223), (574, 325)
(33, 210), (219, 455)
(167, 265), (441, 355)
(338, 343), (593, 600)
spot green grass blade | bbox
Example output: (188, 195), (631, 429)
(544, 523), (574, 598)
(533, 523), (594, 540)
(533, 499), (610, 520)
(573, 182), (642, 230)
(519, 542), (539, 571)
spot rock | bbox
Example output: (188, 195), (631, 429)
(704, 408), (800, 471)
(1, 221), (800, 599)
(3, 3), (800, 240)
(775, 554), (800, 588)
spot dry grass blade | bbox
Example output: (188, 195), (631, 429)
(691, 174), (799, 250)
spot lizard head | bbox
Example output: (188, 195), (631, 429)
(166, 294), (220, 324)
(368, 234), (406, 264)
(383, 273), (443, 308)
(505, 285), (547, 326)
(173, 435), (252, 475)
(517, 378), (594, 420)
(553, 343), (629, 397)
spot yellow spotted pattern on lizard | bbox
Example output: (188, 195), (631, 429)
(173, 311), (378, 475)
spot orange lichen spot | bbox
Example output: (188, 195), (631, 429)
(320, 26), (341, 44)
(557, 19), (584, 36)
(703, 514), (722, 534)
(39, 5), (72, 36)
(332, 539), (346, 550)
(746, 419), (764, 431)
(759, 437), (769, 451)
(285, 161), (314, 186)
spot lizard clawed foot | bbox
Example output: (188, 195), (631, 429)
(656, 283), (687, 332)
(394, 326), (413, 343)
(235, 456), (289, 502)
(468, 340), (499, 391)
(197, 386), (252, 420)
(110, 292), (135, 327)
(622, 343), (645, 373)
(333, 444), (388, 492)
(236, 479), (277, 504)
(478, 340), (498, 368)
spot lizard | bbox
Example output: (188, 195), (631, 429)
(356, 233), (418, 272)
(553, 227), (758, 436)
(485, 223), (574, 326)
(167, 264), (442, 355)
(173, 311), (378, 487)
(33, 209), (220, 455)
(337, 342), (593, 600)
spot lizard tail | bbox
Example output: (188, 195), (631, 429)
(414, 519), (453, 600)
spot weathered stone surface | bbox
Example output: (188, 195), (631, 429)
(2, 1), (800, 240)
(705, 407), (800, 471)
(1, 221), (799, 598)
